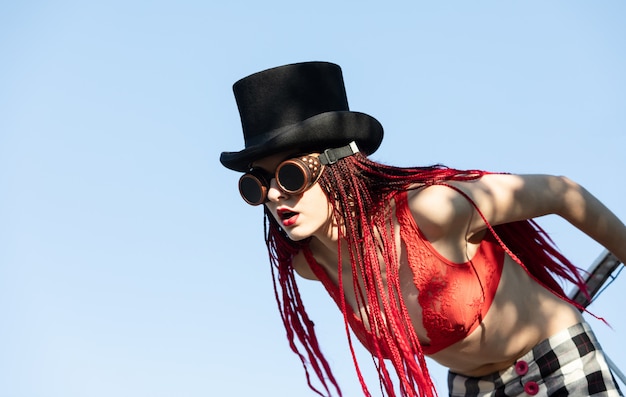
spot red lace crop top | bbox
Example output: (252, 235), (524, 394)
(305, 190), (505, 356)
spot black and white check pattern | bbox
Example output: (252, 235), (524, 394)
(448, 322), (623, 396)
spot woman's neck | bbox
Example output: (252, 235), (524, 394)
(310, 225), (340, 256)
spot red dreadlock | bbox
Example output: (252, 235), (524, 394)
(264, 153), (590, 397)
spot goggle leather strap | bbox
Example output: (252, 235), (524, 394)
(319, 141), (360, 165)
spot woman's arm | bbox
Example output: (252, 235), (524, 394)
(408, 174), (626, 263)
(551, 175), (626, 264)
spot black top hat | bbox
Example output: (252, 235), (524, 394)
(220, 61), (384, 172)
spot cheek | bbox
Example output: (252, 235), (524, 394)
(306, 185), (329, 208)
(309, 188), (334, 222)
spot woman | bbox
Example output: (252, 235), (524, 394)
(219, 61), (625, 397)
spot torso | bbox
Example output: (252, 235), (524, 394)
(427, 253), (583, 375)
(292, 188), (584, 377)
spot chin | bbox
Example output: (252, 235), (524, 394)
(284, 223), (320, 241)
(285, 231), (311, 242)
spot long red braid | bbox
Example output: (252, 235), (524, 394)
(264, 153), (590, 397)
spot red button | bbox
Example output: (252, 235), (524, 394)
(515, 360), (529, 376)
(524, 381), (539, 395)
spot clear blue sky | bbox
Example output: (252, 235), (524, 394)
(1, 1), (625, 396)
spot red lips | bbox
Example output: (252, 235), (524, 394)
(277, 208), (299, 227)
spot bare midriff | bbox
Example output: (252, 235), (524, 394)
(425, 254), (583, 376)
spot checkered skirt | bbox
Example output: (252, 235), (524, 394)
(448, 322), (623, 396)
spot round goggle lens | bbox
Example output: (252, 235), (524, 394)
(277, 162), (306, 193)
(239, 174), (266, 205)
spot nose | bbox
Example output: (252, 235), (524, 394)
(266, 178), (287, 202)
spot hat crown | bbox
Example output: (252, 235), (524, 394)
(220, 61), (383, 172)
(233, 62), (349, 147)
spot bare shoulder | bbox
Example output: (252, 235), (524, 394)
(407, 173), (575, 240)
(292, 249), (319, 280)
(406, 184), (474, 242)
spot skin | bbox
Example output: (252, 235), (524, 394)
(252, 153), (626, 376)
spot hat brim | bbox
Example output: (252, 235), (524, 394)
(220, 111), (383, 172)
